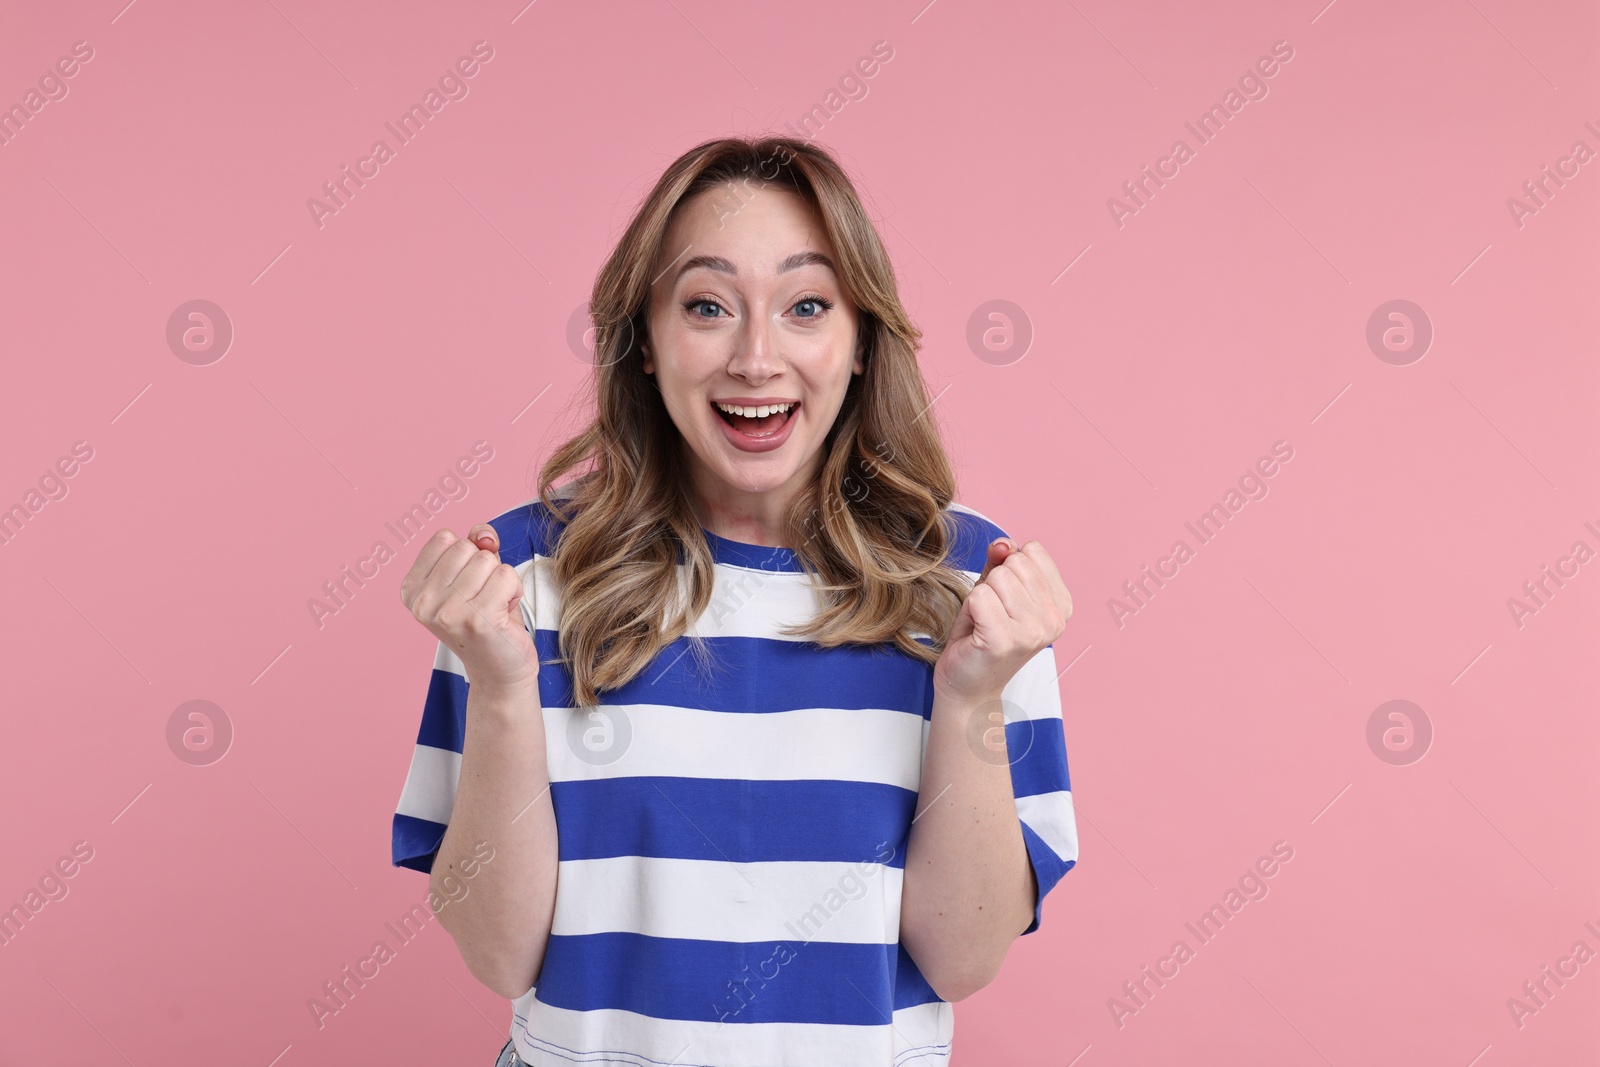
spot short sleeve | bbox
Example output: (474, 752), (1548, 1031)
(944, 503), (1080, 934)
(390, 639), (471, 873)
(1000, 641), (1079, 935)
(390, 499), (546, 874)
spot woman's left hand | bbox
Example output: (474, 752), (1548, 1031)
(933, 538), (1073, 702)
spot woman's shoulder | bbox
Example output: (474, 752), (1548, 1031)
(940, 500), (1012, 575)
(479, 481), (581, 567)
(479, 489), (1005, 572)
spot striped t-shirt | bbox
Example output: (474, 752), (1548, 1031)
(390, 493), (1079, 1066)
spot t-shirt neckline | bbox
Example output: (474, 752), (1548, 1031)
(700, 526), (803, 572)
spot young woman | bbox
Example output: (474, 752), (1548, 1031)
(392, 136), (1079, 1067)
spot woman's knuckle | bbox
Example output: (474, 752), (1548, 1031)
(434, 598), (464, 628)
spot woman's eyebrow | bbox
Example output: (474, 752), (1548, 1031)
(674, 250), (836, 284)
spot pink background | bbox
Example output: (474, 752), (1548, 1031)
(2, 0), (1596, 1063)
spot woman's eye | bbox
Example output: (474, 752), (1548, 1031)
(793, 296), (833, 319)
(685, 299), (725, 318)
(683, 296), (833, 319)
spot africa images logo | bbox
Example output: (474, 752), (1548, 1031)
(306, 41), (496, 230)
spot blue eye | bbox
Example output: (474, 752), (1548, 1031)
(681, 295), (835, 319)
(793, 295), (835, 318)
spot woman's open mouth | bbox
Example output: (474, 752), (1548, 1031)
(710, 400), (800, 453)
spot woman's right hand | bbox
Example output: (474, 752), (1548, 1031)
(400, 524), (541, 694)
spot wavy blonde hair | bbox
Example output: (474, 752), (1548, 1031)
(536, 135), (973, 707)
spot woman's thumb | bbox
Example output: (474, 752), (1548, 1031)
(975, 537), (1013, 585)
(469, 524), (499, 554)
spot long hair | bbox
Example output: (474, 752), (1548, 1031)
(536, 135), (973, 707)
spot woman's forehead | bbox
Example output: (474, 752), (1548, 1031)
(663, 184), (828, 257)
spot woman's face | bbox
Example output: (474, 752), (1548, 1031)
(642, 182), (862, 523)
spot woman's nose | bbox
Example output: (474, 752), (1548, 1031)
(728, 313), (781, 377)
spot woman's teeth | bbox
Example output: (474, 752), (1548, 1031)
(713, 400), (796, 438)
(714, 402), (795, 418)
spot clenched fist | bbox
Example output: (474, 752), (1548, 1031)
(399, 524), (540, 694)
(933, 538), (1073, 702)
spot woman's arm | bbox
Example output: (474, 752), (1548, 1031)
(401, 523), (561, 1002)
(901, 536), (1073, 1000)
(899, 684), (1036, 1002)
(431, 677), (558, 1000)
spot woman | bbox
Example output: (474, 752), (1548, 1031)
(391, 136), (1079, 1066)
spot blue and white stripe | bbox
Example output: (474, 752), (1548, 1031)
(392, 492), (1078, 1066)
